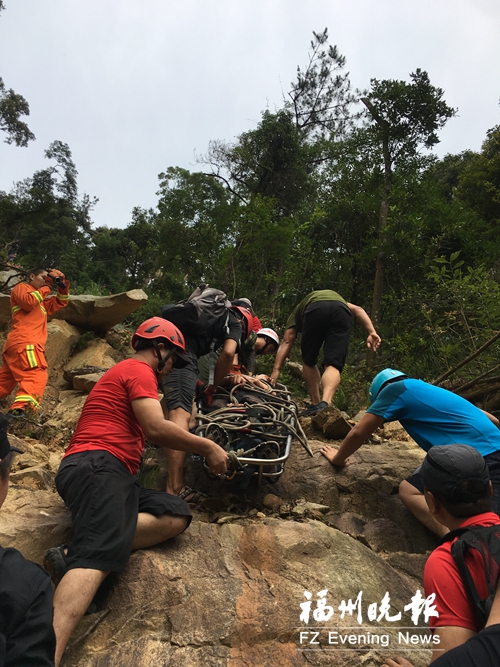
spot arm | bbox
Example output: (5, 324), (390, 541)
(346, 303), (381, 351)
(322, 413), (385, 466)
(429, 626), (475, 662)
(132, 397), (228, 475)
(11, 284), (52, 311)
(211, 338), (238, 390)
(270, 327), (297, 386)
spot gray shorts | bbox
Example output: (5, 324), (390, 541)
(161, 354), (198, 413)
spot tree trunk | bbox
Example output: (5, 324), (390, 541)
(362, 97), (392, 367)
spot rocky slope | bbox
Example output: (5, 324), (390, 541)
(0, 299), (437, 667)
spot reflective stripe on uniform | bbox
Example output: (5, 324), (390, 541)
(12, 394), (40, 408)
(11, 305), (22, 315)
(25, 344), (38, 368)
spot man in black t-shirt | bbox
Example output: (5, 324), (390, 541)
(161, 309), (242, 502)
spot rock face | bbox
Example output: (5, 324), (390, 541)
(0, 488), (71, 563)
(50, 289), (148, 332)
(45, 320), (82, 371)
(60, 521), (431, 667)
(63, 339), (118, 373)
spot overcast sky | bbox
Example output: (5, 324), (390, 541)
(1, 0), (499, 230)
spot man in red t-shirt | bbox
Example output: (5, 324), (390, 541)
(44, 318), (229, 667)
(382, 444), (500, 667)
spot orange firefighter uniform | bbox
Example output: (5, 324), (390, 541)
(0, 277), (70, 412)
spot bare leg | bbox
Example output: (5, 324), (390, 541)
(53, 512), (189, 665)
(302, 363), (321, 404)
(132, 512), (189, 550)
(320, 365), (341, 404)
(53, 568), (108, 666)
(161, 402), (190, 496)
(399, 480), (449, 537)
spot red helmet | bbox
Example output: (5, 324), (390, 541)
(131, 317), (189, 369)
(231, 306), (253, 341)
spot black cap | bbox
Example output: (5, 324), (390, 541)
(0, 413), (23, 459)
(421, 444), (490, 503)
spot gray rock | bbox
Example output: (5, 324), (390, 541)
(50, 289), (147, 333)
(363, 518), (412, 553)
(311, 406), (352, 439)
(64, 339), (117, 373)
(0, 488), (72, 563)
(72, 373), (104, 393)
(45, 320), (82, 371)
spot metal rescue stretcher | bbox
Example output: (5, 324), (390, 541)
(194, 380), (312, 486)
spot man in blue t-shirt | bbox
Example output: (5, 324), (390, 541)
(320, 369), (500, 536)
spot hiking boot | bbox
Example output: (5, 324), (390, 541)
(43, 545), (68, 586)
(8, 409), (26, 418)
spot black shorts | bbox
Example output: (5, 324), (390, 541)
(55, 451), (192, 573)
(161, 353), (198, 413)
(405, 450), (500, 515)
(300, 300), (353, 370)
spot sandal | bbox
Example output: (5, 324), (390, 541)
(177, 487), (209, 504)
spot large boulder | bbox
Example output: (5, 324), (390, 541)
(61, 520), (431, 667)
(45, 320), (82, 371)
(50, 289), (148, 333)
(64, 339), (118, 373)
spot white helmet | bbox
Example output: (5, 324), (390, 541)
(256, 328), (279, 347)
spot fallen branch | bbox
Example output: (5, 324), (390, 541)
(455, 364), (500, 393)
(433, 330), (500, 386)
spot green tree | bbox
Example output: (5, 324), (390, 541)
(0, 141), (95, 281)
(361, 69), (456, 332)
(285, 28), (355, 141)
(0, 3), (35, 147)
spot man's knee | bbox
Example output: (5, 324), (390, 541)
(171, 514), (190, 537)
(167, 407), (191, 431)
(156, 513), (190, 541)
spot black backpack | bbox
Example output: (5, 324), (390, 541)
(440, 524), (500, 630)
(161, 284), (231, 336)
(161, 285), (232, 383)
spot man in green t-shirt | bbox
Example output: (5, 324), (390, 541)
(270, 290), (381, 415)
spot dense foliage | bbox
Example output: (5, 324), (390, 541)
(2, 28), (500, 397)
